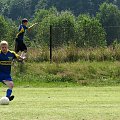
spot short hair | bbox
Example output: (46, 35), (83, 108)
(22, 18), (28, 24)
(0, 41), (8, 46)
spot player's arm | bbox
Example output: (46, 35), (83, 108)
(16, 27), (24, 38)
(12, 51), (26, 60)
(28, 23), (38, 31)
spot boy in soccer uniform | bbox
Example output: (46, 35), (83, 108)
(0, 41), (24, 101)
(15, 18), (37, 58)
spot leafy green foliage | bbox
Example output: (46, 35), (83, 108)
(0, 0), (118, 20)
(32, 9), (106, 47)
(75, 14), (106, 47)
(0, 15), (17, 45)
(1, 1), (120, 47)
(2, 0), (39, 20)
(97, 2), (120, 45)
(0, 15), (8, 40)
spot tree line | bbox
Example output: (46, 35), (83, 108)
(0, 2), (120, 47)
(0, 0), (120, 19)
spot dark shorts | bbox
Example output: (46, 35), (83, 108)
(0, 73), (12, 82)
(15, 38), (27, 53)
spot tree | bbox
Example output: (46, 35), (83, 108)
(97, 2), (120, 45)
(35, 0), (48, 10)
(33, 7), (58, 23)
(34, 9), (75, 47)
(0, 15), (9, 40)
(33, 8), (106, 47)
(51, 11), (75, 47)
(90, 0), (107, 15)
(0, 1), (3, 13)
(114, 0), (120, 9)
(2, 0), (39, 20)
(0, 15), (17, 45)
(2, 0), (120, 20)
(44, 0), (92, 15)
(75, 14), (106, 47)
(38, 0), (109, 16)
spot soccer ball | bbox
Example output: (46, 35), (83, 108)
(0, 97), (9, 105)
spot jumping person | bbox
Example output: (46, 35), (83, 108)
(15, 18), (37, 58)
(0, 40), (25, 101)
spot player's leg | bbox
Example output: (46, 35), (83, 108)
(15, 38), (20, 53)
(20, 50), (27, 59)
(15, 41), (26, 62)
(20, 42), (27, 59)
(0, 73), (14, 101)
(3, 80), (14, 101)
(14, 39), (21, 63)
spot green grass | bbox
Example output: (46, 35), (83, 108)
(11, 61), (120, 87)
(0, 87), (120, 120)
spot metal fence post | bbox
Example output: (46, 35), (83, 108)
(50, 25), (52, 63)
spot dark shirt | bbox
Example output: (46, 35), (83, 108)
(0, 50), (19, 74)
(17, 24), (28, 41)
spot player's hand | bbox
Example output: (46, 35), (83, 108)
(21, 56), (26, 60)
(19, 56), (26, 60)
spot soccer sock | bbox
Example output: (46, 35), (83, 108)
(6, 89), (12, 98)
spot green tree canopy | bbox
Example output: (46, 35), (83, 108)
(2, 0), (39, 20)
(0, 15), (17, 45)
(97, 2), (120, 45)
(75, 14), (106, 47)
(0, 15), (9, 40)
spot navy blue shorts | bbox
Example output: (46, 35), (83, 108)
(0, 73), (12, 82)
(15, 38), (27, 53)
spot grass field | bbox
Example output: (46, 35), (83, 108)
(11, 61), (120, 87)
(0, 86), (120, 120)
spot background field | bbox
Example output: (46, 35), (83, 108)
(1, 1), (120, 120)
(0, 87), (120, 120)
(8, 61), (120, 87)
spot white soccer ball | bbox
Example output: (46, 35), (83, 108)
(0, 97), (9, 105)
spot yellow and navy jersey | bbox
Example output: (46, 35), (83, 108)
(0, 50), (19, 74)
(16, 24), (28, 40)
